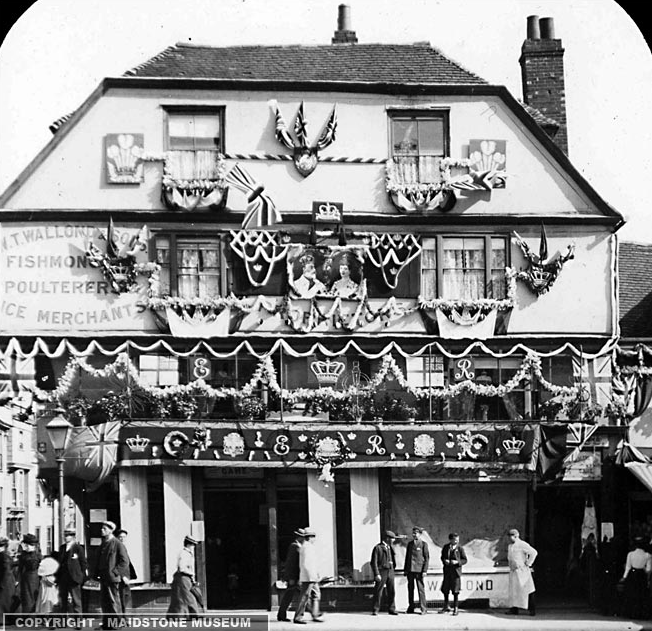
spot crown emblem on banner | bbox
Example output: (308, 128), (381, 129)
(310, 359), (346, 384)
(502, 437), (525, 455)
(126, 434), (150, 453)
(315, 202), (342, 222)
(315, 437), (341, 460)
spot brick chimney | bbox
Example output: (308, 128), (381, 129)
(519, 16), (568, 154)
(332, 4), (358, 44)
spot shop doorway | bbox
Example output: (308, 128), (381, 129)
(204, 486), (269, 609)
(534, 486), (597, 607)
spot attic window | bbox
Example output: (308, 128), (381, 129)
(389, 111), (449, 185)
(164, 107), (224, 180)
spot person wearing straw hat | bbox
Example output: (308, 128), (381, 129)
(94, 521), (129, 629)
(167, 535), (202, 618)
(56, 528), (88, 615)
(18, 533), (42, 613)
(293, 528), (323, 624)
(0, 537), (16, 615)
(371, 530), (399, 616)
(277, 528), (306, 622)
(36, 556), (60, 614)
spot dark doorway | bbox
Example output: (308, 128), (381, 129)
(204, 487), (269, 609)
(534, 486), (597, 607)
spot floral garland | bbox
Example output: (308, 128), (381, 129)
(32, 347), (578, 410)
(385, 157), (472, 196)
(146, 293), (247, 313)
(161, 154), (228, 191)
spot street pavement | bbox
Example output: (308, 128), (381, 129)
(271, 609), (652, 630)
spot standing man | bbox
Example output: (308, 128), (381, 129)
(115, 529), (137, 615)
(440, 532), (467, 616)
(404, 526), (429, 615)
(277, 528), (305, 622)
(293, 529), (323, 624)
(18, 533), (41, 613)
(507, 528), (537, 616)
(370, 530), (399, 616)
(94, 521), (129, 629)
(56, 528), (88, 614)
(167, 535), (202, 617)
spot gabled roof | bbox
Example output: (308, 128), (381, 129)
(619, 241), (652, 338)
(123, 42), (487, 85)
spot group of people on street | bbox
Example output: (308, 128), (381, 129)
(0, 521), (136, 629)
(277, 525), (539, 623)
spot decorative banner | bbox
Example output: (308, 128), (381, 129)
(119, 422), (537, 468)
(312, 201), (343, 227)
(165, 306), (232, 338)
(225, 164), (282, 229)
(105, 134), (144, 184)
(436, 308), (497, 340)
(274, 101), (338, 176)
(229, 230), (290, 287)
(512, 226), (575, 295)
(363, 233), (421, 289)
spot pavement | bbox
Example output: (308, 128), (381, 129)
(271, 609), (652, 630)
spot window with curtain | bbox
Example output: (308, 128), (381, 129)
(155, 235), (223, 299)
(390, 112), (447, 184)
(420, 236), (508, 300)
(138, 355), (180, 386)
(166, 110), (223, 180)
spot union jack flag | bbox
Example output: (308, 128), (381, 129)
(225, 164), (282, 230)
(572, 356), (613, 408)
(294, 101), (308, 147)
(315, 105), (338, 150)
(0, 354), (36, 397)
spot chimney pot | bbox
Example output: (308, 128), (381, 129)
(540, 17), (555, 39)
(338, 4), (352, 31)
(526, 15), (541, 40)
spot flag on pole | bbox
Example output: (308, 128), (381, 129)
(225, 164), (282, 230)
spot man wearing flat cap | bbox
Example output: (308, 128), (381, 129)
(277, 528), (305, 622)
(115, 529), (137, 616)
(371, 530), (399, 616)
(94, 521), (129, 629)
(404, 527), (429, 614)
(18, 533), (42, 612)
(56, 529), (88, 615)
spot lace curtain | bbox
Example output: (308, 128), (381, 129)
(166, 150), (220, 180)
(177, 245), (220, 299)
(393, 156), (441, 185)
(442, 240), (485, 300)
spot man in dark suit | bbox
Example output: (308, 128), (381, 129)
(56, 528), (88, 614)
(440, 532), (467, 616)
(94, 521), (129, 629)
(277, 528), (305, 622)
(371, 530), (399, 616)
(404, 526), (429, 615)
(115, 529), (137, 615)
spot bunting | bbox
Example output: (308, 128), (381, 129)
(229, 230), (290, 287)
(364, 233), (422, 289)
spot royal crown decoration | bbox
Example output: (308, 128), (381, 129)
(502, 437), (525, 455)
(125, 434), (150, 453)
(310, 359), (346, 385)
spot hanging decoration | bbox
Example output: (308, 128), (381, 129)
(363, 233), (422, 289)
(301, 433), (354, 484)
(85, 219), (157, 294)
(161, 153), (228, 212)
(274, 101), (338, 177)
(229, 230), (291, 287)
(512, 225), (575, 295)
(105, 133), (144, 184)
(448, 140), (507, 191)
(225, 164), (282, 229)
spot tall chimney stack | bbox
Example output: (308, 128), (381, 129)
(519, 16), (568, 154)
(332, 4), (358, 44)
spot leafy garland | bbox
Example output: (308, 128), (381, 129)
(32, 349), (578, 408)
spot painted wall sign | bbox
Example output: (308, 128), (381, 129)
(0, 222), (156, 333)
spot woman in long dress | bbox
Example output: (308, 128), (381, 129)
(167, 536), (202, 618)
(36, 556), (60, 614)
(620, 537), (652, 619)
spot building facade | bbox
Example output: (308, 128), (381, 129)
(0, 7), (627, 611)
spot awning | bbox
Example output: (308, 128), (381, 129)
(626, 462), (652, 494)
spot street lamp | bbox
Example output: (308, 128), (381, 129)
(46, 409), (73, 546)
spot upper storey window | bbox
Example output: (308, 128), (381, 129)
(165, 108), (224, 180)
(421, 236), (508, 300)
(389, 111), (448, 185)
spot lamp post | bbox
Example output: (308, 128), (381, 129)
(46, 410), (73, 546)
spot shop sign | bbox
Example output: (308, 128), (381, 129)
(563, 451), (601, 481)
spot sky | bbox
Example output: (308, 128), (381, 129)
(0, 0), (650, 242)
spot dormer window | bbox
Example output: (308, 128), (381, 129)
(389, 111), (448, 185)
(164, 107), (224, 180)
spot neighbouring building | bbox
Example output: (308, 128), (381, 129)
(0, 6), (629, 611)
